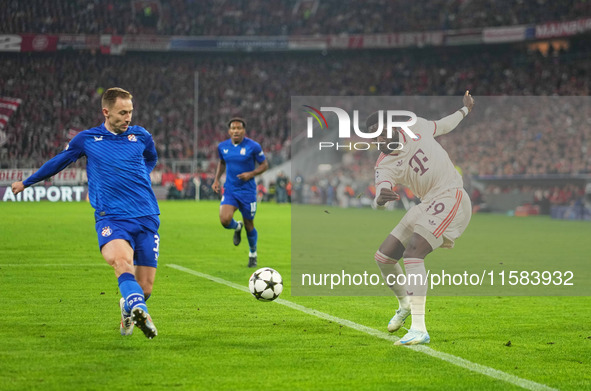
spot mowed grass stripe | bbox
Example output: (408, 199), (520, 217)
(167, 263), (557, 391)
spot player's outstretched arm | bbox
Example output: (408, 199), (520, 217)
(11, 138), (84, 195)
(433, 90), (475, 137)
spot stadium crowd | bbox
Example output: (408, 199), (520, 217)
(1, 1), (590, 218)
(2, 0), (591, 36)
(2, 39), (590, 174)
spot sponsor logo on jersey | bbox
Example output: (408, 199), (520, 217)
(101, 226), (112, 237)
(94, 136), (103, 142)
(128, 134), (137, 142)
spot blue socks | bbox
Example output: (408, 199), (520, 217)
(224, 218), (256, 252)
(247, 228), (258, 253)
(225, 219), (239, 230)
(118, 272), (148, 313)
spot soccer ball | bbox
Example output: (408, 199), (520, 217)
(249, 267), (283, 301)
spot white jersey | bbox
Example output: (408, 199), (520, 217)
(374, 114), (463, 203)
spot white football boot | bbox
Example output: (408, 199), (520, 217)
(119, 298), (134, 336)
(387, 308), (411, 333)
(395, 328), (430, 346)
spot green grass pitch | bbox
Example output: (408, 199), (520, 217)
(0, 201), (590, 390)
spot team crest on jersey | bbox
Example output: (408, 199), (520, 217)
(101, 226), (112, 237)
(128, 134), (137, 142)
(240, 148), (246, 155)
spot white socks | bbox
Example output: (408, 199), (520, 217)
(403, 258), (428, 332)
(375, 251), (410, 310)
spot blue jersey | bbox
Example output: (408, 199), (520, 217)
(218, 137), (266, 194)
(23, 123), (160, 222)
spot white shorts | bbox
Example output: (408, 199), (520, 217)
(391, 188), (472, 250)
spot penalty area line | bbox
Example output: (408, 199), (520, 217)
(166, 264), (556, 391)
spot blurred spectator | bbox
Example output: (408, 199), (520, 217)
(275, 171), (288, 203)
(257, 179), (267, 202)
(286, 179), (292, 203)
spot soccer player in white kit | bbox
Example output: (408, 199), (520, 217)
(371, 91), (475, 345)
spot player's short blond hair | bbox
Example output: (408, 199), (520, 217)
(101, 87), (133, 109)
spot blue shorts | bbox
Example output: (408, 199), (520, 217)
(95, 215), (160, 268)
(221, 191), (257, 220)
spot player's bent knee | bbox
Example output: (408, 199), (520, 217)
(402, 233), (434, 259)
(378, 235), (405, 260)
(244, 220), (255, 231)
(107, 257), (134, 275)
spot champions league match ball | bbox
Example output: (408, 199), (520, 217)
(249, 267), (283, 301)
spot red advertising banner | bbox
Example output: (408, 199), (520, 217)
(19, 34), (59, 52)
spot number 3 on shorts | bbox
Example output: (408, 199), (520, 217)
(153, 234), (160, 252)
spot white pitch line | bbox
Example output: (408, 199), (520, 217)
(166, 264), (557, 391)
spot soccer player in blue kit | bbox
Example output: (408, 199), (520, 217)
(11, 88), (159, 339)
(212, 118), (269, 268)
